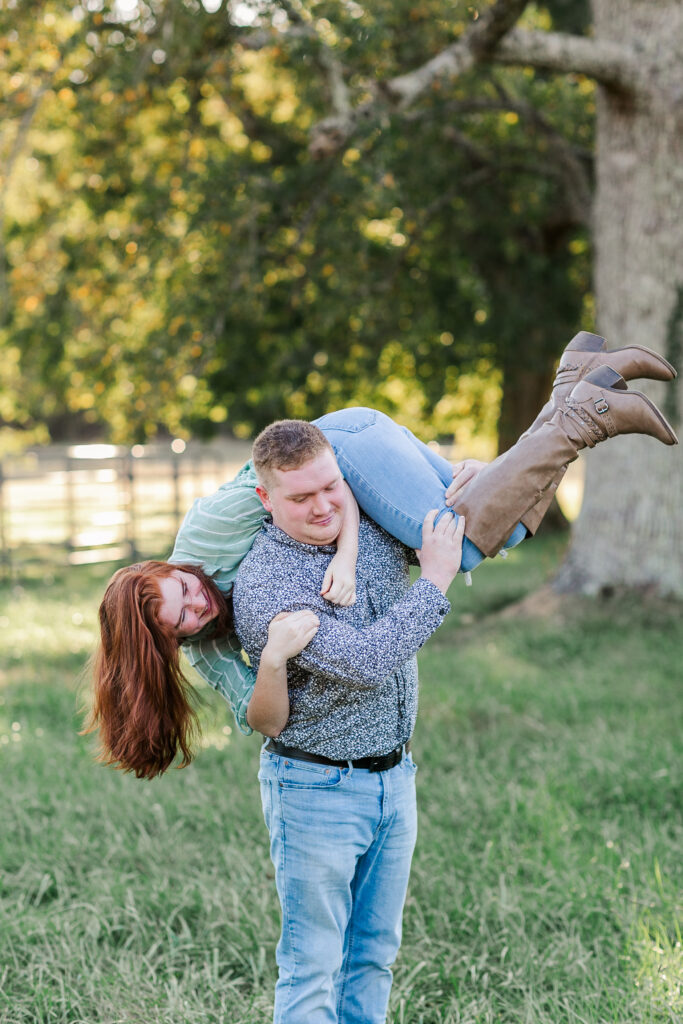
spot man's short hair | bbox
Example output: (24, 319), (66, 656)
(252, 419), (333, 487)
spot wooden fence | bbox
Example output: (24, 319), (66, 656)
(0, 439), (252, 576)
(0, 437), (585, 580)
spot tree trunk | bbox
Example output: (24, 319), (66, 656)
(498, 364), (555, 455)
(556, 0), (683, 596)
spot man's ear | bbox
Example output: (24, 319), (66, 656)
(255, 485), (273, 512)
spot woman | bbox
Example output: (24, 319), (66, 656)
(87, 333), (677, 779)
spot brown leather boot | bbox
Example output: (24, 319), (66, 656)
(516, 468), (566, 537)
(561, 365), (678, 448)
(522, 331), (677, 437)
(452, 366), (678, 557)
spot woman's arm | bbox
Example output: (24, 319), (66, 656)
(320, 482), (359, 607)
(181, 629), (257, 734)
(246, 610), (320, 736)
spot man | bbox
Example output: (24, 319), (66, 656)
(232, 418), (466, 1024)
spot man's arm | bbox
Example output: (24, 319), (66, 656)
(246, 610), (320, 736)
(235, 512), (464, 691)
(294, 510), (464, 686)
(291, 580), (446, 688)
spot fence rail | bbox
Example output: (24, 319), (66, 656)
(0, 438), (586, 580)
(0, 439), (252, 576)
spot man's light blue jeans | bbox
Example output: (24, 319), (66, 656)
(259, 747), (418, 1024)
(315, 407), (527, 574)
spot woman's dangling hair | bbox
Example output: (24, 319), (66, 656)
(84, 561), (231, 780)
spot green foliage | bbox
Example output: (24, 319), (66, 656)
(1, 1), (593, 444)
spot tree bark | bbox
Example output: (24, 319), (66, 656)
(556, 0), (683, 596)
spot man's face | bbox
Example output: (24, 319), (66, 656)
(257, 449), (347, 547)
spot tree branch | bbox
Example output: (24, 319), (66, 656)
(262, 0), (352, 120)
(306, 2), (645, 159)
(239, 5), (353, 154)
(239, 25), (310, 51)
(0, 20), (84, 327)
(494, 29), (639, 93)
(309, 0), (532, 157)
(386, 0), (530, 107)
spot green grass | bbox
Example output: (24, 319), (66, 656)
(1, 539), (681, 1023)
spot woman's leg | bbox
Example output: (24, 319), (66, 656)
(314, 408), (526, 574)
(396, 424), (527, 555)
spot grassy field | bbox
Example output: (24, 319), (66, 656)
(0, 537), (681, 1023)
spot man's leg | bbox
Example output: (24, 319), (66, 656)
(259, 750), (396, 1024)
(336, 756), (418, 1024)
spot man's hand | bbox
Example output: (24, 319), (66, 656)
(248, 611), (318, 737)
(262, 610), (320, 669)
(445, 458), (487, 506)
(321, 554), (357, 606)
(416, 509), (466, 595)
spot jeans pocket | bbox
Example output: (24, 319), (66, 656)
(259, 778), (272, 830)
(402, 753), (418, 776)
(276, 757), (345, 790)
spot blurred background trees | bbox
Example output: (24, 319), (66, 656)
(0, 0), (592, 451)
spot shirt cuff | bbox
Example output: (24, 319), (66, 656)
(412, 576), (451, 619)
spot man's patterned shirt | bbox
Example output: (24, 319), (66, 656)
(232, 514), (450, 760)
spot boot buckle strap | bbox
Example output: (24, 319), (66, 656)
(594, 397), (609, 414)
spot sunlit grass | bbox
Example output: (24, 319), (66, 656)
(1, 539), (681, 1023)
(632, 912), (683, 1017)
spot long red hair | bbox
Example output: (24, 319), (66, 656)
(84, 561), (231, 780)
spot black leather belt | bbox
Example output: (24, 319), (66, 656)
(266, 739), (411, 773)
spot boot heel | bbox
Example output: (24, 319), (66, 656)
(583, 365), (628, 390)
(565, 331), (605, 353)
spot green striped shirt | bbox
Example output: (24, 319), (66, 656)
(169, 461), (264, 733)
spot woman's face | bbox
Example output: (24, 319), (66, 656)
(157, 569), (218, 639)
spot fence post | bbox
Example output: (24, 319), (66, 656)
(172, 451), (181, 532)
(0, 460), (9, 579)
(125, 451), (138, 562)
(65, 454), (76, 558)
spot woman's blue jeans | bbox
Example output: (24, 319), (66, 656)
(315, 407), (526, 573)
(259, 746), (418, 1024)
